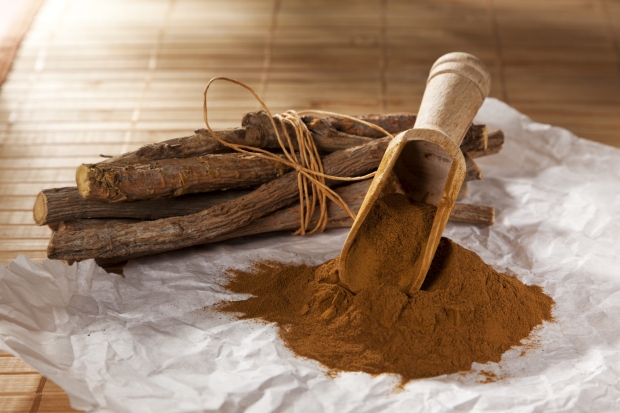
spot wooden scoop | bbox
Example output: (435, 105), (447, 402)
(338, 52), (491, 295)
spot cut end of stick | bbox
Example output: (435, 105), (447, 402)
(76, 164), (92, 199)
(33, 191), (48, 225)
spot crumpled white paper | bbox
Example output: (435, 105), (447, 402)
(1, 99), (620, 413)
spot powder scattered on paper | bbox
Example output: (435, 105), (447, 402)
(219, 197), (554, 382)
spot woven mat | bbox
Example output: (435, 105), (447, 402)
(0, 0), (43, 86)
(1, 0), (620, 412)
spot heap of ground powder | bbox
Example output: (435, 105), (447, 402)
(218, 194), (554, 382)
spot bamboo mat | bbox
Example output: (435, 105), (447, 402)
(0, 0), (44, 86)
(1, 0), (620, 412)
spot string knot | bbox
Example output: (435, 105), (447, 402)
(203, 77), (393, 235)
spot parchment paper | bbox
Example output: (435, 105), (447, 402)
(1, 99), (619, 412)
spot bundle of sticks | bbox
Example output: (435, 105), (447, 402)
(33, 111), (504, 265)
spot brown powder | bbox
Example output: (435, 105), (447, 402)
(218, 196), (554, 382)
(343, 193), (436, 292)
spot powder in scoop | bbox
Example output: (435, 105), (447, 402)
(342, 193), (436, 292)
(219, 236), (554, 382)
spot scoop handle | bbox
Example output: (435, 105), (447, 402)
(414, 52), (491, 145)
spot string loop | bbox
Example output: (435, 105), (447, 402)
(203, 77), (394, 235)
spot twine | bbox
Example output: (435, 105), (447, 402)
(203, 77), (394, 235)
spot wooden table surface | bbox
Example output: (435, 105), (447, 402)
(1, 0), (619, 411)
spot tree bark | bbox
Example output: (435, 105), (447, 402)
(464, 153), (482, 181)
(98, 111), (370, 168)
(57, 180), (494, 265)
(467, 129), (504, 158)
(94, 111), (492, 168)
(450, 202), (494, 225)
(99, 127), (258, 167)
(34, 187), (251, 226)
(77, 153), (289, 202)
(241, 110), (373, 152)
(44, 148), (484, 222)
(76, 135), (489, 203)
(48, 137), (392, 262)
(322, 113), (488, 153)
(321, 113), (417, 138)
(59, 219), (141, 231)
(37, 162), (482, 228)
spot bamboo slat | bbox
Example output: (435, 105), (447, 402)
(1, 0), (620, 411)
